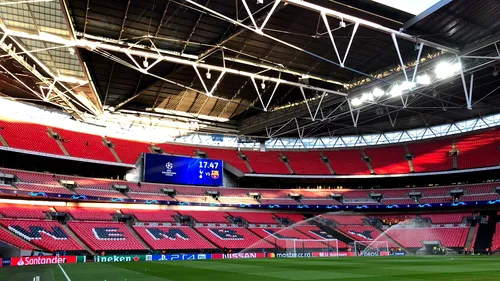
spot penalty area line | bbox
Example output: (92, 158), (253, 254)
(57, 263), (72, 281)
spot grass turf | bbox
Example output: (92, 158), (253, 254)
(2, 256), (500, 281)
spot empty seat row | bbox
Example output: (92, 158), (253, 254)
(1, 118), (500, 174)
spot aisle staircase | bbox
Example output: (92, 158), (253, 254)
(473, 211), (498, 253)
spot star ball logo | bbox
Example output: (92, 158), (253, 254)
(162, 162), (176, 177)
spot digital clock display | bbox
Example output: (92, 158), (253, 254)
(143, 153), (224, 186)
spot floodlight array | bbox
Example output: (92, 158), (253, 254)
(350, 61), (461, 107)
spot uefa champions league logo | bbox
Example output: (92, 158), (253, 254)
(161, 162), (176, 177)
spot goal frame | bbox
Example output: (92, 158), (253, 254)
(353, 240), (389, 257)
(284, 239), (339, 256)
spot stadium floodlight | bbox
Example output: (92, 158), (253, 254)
(389, 84), (403, 97)
(206, 70), (211, 80)
(372, 88), (384, 97)
(401, 81), (416, 90)
(143, 58), (149, 68)
(435, 61), (461, 79)
(351, 97), (362, 106)
(261, 80), (266, 89)
(416, 74), (431, 85)
(361, 92), (374, 102)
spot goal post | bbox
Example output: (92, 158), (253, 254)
(353, 241), (389, 257)
(283, 239), (339, 257)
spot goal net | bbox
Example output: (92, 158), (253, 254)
(283, 239), (339, 257)
(353, 241), (389, 257)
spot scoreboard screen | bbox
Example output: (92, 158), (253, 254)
(143, 153), (223, 186)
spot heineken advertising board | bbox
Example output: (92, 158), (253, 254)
(94, 255), (152, 263)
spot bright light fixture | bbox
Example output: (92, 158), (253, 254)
(372, 0), (440, 15)
(206, 70), (211, 80)
(351, 98), (362, 106)
(435, 61), (461, 79)
(372, 88), (384, 97)
(389, 85), (403, 97)
(401, 81), (416, 90)
(416, 74), (431, 85)
(361, 92), (374, 102)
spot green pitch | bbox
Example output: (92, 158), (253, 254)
(2, 256), (500, 281)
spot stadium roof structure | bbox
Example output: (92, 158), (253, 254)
(0, 0), (500, 139)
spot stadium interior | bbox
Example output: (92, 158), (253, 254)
(0, 0), (500, 279)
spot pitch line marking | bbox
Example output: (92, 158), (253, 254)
(58, 263), (72, 281)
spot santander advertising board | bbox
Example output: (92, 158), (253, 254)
(10, 256), (77, 267)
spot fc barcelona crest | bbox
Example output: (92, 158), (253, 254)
(211, 170), (220, 179)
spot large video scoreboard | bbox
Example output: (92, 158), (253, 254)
(143, 153), (223, 186)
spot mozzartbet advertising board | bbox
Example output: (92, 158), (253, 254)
(9, 256), (85, 267)
(143, 153), (223, 186)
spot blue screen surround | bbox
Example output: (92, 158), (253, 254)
(143, 153), (224, 186)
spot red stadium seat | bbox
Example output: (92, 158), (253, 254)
(456, 129), (500, 169)
(157, 143), (197, 157)
(75, 188), (128, 199)
(386, 227), (469, 248)
(283, 151), (331, 175)
(323, 150), (371, 175)
(294, 225), (349, 248)
(491, 223), (500, 252)
(122, 209), (178, 222)
(55, 207), (118, 221)
(67, 221), (146, 251)
(321, 215), (366, 225)
(127, 192), (170, 201)
(274, 213), (305, 223)
(421, 213), (471, 224)
(336, 225), (384, 242)
(106, 137), (151, 164)
(365, 145), (410, 175)
(0, 119), (63, 155)
(16, 183), (74, 195)
(0, 219), (83, 252)
(54, 128), (116, 162)
(229, 212), (278, 224)
(409, 139), (453, 172)
(0, 227), (34, 250)
(0, 204), (50, 219)
(195, 227), (274, 249)
(199, 147), (250, 173)
(177, 211), (229, 223)
(134, 226), (217, 250)
(242, 150), (290, 174)
(2, 120), (500, 175)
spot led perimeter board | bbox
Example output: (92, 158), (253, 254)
(143, 153), (223, 186)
